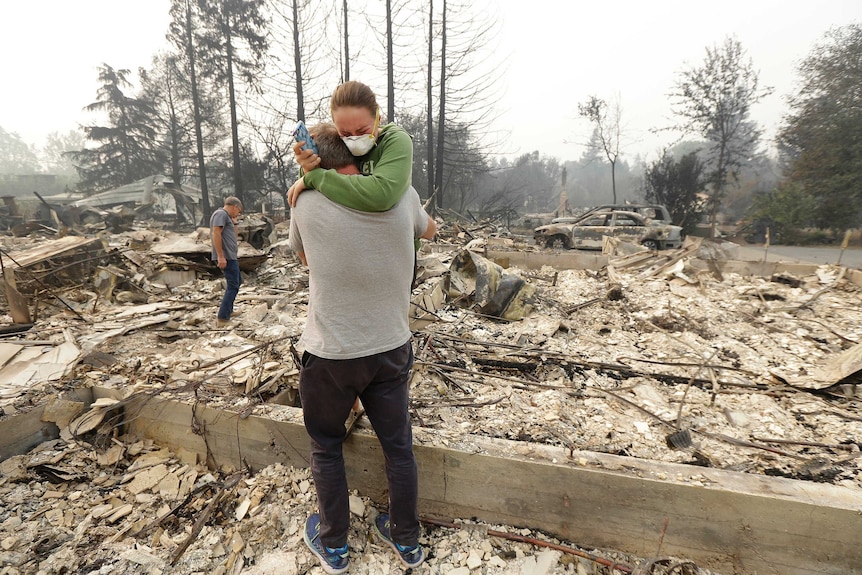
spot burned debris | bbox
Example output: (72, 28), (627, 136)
(1, 217), (861, 575)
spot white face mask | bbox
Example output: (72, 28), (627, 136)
(342, 134), (376, 156)
(340, 108), (380, 156)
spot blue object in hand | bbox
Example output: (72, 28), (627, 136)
(292, 120), (319, 155)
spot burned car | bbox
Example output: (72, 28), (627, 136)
(534, 209), (682, 250)
(582, 203), (674, 224)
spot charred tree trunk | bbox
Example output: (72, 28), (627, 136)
(165, 72), (182, 185)
(426, 0), (434, 211)
(342, 0), (349, 82)
(386, 0), (394, 123)
(183, 0), (211, 221)
(292, 0), (305, 122)
(224, 12), (244, 203)
(433, 0), (447, 211)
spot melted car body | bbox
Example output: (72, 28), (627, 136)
(534, 208), (682, 250)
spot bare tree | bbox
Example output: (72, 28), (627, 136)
(426, 0), (435, 206)
(42, 130), (84, 177)
(670, 36), (771, 234)
(168, 0), (214, 220)
(433, 0), (447, 210)
(386, 0), (395, 123)
(427, 0), (504, 213)
(196, 0), (268, 205)
(262, 0), (331, 124)
(342, 0), (349, 82)
(141, 52), (227, 189)
(246, 110), (298, 212)
(291, 0), (306, 121)
(578, 95), (622, 204)
(140, 55), (186, 186)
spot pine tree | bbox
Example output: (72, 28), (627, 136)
(70, 64), (164, 192)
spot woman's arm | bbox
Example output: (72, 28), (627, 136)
(301, 125), (413, 212)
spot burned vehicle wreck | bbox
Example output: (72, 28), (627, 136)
(534, 208), (683, 250)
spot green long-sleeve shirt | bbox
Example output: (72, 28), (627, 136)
(302, 123), (413, 212)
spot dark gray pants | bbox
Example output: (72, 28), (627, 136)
(300, 340), (419, 548)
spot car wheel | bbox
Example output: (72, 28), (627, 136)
(546, 235), (569, 249)
(642, 239), (659, 251)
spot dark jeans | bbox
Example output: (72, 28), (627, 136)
(217, 259), (241, 320)
(300, 341), (419, 549)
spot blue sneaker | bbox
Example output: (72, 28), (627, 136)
(372, 512), (425, 569)
(303, 513), (349, 574)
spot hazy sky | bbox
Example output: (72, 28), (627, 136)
(1, 0), (859, 164)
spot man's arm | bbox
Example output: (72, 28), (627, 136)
(287, 207), (306, 266)
(212, 226), (227, 269)
(420, 215), (436, 240)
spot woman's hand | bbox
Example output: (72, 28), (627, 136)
(292, 141), (321, 173)
(288, 177), (307, 207)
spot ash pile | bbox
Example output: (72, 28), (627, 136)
(1, 221), (860, 575)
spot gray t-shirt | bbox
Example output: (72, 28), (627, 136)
(288, 187), (429, 360)
(210, 208), (238, 260)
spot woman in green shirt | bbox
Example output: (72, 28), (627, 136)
(288, 80), (413, 212)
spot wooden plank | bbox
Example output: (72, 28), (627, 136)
(105, 388), (862, 575)
(486, 250), (608, 271)
(8, 236), (104, 268)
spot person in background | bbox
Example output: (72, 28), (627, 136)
(210, 196), (242, 327)
(289, 125), (436, 574)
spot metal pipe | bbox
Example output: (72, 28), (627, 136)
(419, 516), (634, 573)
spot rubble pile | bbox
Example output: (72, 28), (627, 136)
(0, 438), (714, 575)
(410, 252), (861, 486)
(1, 228), (860, 574)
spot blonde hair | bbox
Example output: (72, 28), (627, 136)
(330, 81), (378, 117)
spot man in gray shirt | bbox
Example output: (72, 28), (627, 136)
(289, 124), (435, 573)
(210, 196), (242, 327)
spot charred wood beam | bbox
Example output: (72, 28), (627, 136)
(426, 332), (765, 391)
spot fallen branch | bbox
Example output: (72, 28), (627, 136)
(169, 471), (245, 566)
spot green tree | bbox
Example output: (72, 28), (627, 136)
(670, 36), (772, 234)
(643, 151), (706, 236)
(70, 64), (164, 192)
(746, 182), (819, 244)
(0, 127), (40, 174)
(778, 23), (862, 230)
